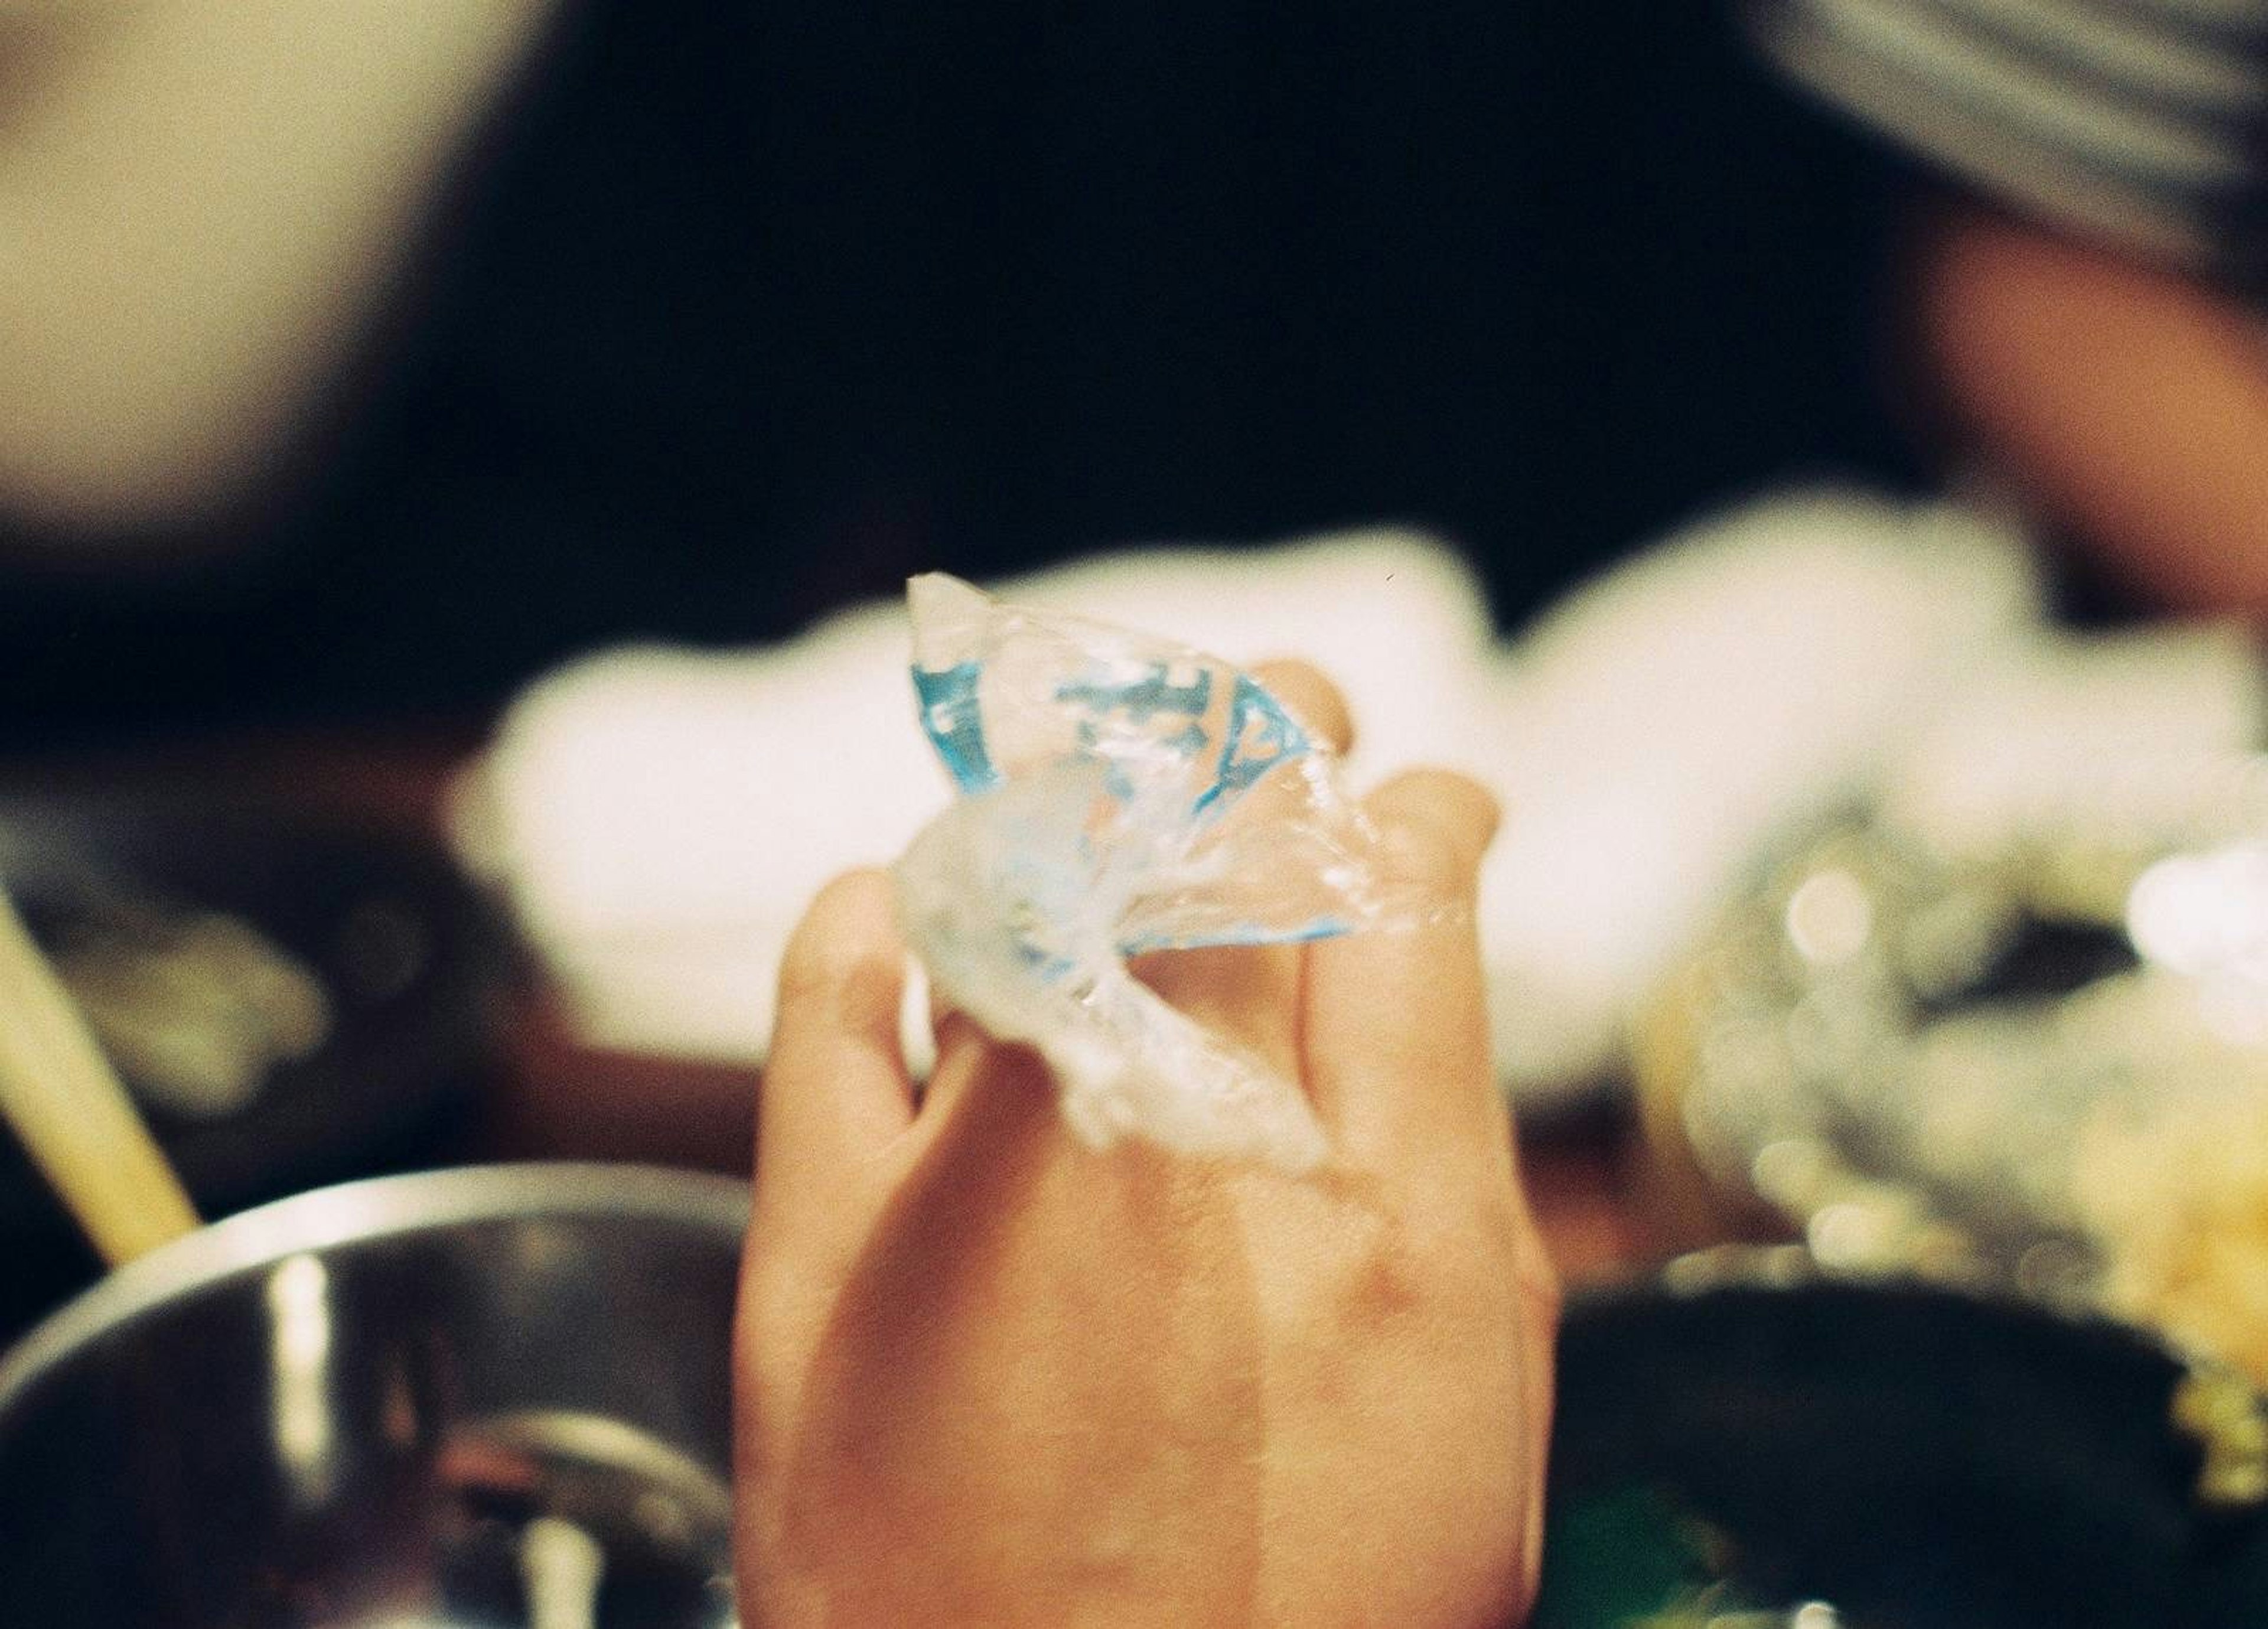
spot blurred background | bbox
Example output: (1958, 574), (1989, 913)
(0, 0), (1917, 747)
(7, 0), (2268, 1323)
(10, 6), (2268, 1623)
(8, 0), (2268, 1320)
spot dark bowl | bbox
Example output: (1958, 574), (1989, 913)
(1539, 1259), (2268, 1628)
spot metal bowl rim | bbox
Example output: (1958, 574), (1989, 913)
(0, 1162), (751, 1421)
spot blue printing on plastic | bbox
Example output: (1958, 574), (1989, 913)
(1194, 674), (1309, 817)
(916, 652), (1351, 965)
(913, 661), (1002, 792)
(1119, 914), (1353, 957)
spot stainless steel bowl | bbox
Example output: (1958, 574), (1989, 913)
(0, 1164), (748, 1628)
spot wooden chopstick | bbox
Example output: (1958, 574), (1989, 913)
(0, 887), (200, 1266)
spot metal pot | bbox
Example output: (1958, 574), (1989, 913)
(0, 1163), (747, 1628)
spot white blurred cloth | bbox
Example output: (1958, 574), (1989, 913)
(454, 529), (1504, 1076)
(455, 488), (2264, 1107)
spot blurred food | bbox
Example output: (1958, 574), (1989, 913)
(2171, 1366), (2268, 1513)
(48, 888), (333, 1120)
(1536, 1481), (1855, 1627)
(1644, 721), (2268, 1380)
(2078, 1091), (2268, 1392)
(0, 790), (516, 1252)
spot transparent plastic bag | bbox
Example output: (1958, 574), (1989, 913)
(892, 573), (1433, 1169)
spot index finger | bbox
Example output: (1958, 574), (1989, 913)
(757, 870), (918, 1229)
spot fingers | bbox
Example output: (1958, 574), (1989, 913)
(911, 1008), (1064, 1152)
(759, 870), (918, 1214)
(1304, 769), (1507, 1171)
(1128, 657), (1351, 1079)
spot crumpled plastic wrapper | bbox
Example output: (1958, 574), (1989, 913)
(893, 573), (1433, 1170)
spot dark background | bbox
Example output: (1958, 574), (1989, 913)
(0, 0), (1918, 748)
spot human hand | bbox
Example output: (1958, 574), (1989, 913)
(1900, 188), (2268, 616)
(735, 662), (1557, 1628)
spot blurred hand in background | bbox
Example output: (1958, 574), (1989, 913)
(1745, 0), (2268, 623)
(1901, 188), (2268, 620)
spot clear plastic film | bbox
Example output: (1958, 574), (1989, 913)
(892, 572), (1437, 1170)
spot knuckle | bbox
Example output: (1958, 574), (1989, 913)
(1293, 1181), (1432, 1325)
(1332, 1233), (1433, 1326)
(1318, 1187), (1468, 1325)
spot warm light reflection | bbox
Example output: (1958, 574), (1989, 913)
(522, 1514), (605, 1629)
(2127, 843), (2268, 981)
(1806, 1201), (1885, 1267)
(266, 1252), (337, 1504)
(1784, 866), (1872, 965)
